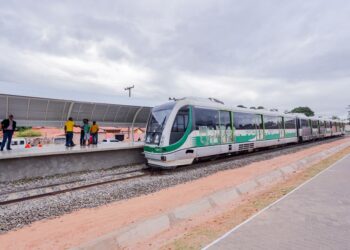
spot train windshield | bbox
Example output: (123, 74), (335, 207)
(146, 102), (175, 145)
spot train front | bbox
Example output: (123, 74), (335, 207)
(143, 101), (193, 168)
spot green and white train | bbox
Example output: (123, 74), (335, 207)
(144, 97), (346, 168)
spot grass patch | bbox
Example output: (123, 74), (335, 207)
(16, 129), (41, 137)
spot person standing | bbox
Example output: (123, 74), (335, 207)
(80, 119), (86, 146)
(83, 119), (91, 146)
(1, 114), (16, 151)
(90, 121), (99, 145)
(64, 117), (75, 147)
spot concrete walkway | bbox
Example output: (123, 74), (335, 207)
(0, 141), (143, 160)
(204, 154), (350, 250)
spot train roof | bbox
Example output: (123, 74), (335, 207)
(169, 97), (293, 117)
(165, 97), (345, 123)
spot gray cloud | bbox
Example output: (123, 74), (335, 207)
(0, 0), (349, 117)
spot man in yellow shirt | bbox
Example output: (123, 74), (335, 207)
(90, 121), (99, 145)
(64, 117), (75, 147)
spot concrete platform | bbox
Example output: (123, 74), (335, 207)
(0, 142), (145, 182)
(204, 154), (350, 250)
(0, 142), (144, 160)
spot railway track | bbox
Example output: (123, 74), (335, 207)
(0, 136), (344, 206)
(0, 169), (150, 206)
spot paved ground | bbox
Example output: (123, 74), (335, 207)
(205, 154), (350, 250)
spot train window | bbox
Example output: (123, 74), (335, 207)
(300, 119), (309, 128)
(264, 116), (279, 130)
(318, 121), (326, 133)
(172, 114), (187, 132)
(170, 106), (190, 144)
(256, 115), (264, 130)
(194, 108), (219, 130)
(220, 111), (231, 129)
(277, 117), (284, 129)
(285, 118), (296, 129)
(234, 112), (257, 130)
(312, 120), (319, 129)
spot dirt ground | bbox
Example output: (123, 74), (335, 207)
(0, 138), (349, 250)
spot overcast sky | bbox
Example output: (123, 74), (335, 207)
(0, 0), (349, 117)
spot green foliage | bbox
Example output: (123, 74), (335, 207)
(17, 127), (32, 132)
(290, 106), (315, 117)
(332, 116), (340, 120)
(16, 129), (41, 138)
(257, 106), (265, 110)
(237, 105), (247, 108)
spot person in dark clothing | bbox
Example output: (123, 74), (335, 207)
(80, 119), (86, 146)
(1, 114), (17, 151)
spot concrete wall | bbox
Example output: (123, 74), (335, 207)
(0, 148), (146, 182)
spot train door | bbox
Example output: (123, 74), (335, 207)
(219, 111), (234, 145)
(255, 114), (264, 140)
(278, 117), (285, 139)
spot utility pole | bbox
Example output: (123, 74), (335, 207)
(124, 85), (135, 97)
(347, 105), (350, 124)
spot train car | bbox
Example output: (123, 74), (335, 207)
(332, 120), (344, 136)
(144, 98), (297, 168)
(295, 114), (313, 142)
(144, 97), (345, 168)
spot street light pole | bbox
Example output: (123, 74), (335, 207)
(124, 85), (135, 97)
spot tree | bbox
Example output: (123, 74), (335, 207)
(250, 106), (256, 110)
(332, 116), (340, 120)
(237, 105), (247, 108)
(257, 106), (265, 110)
(290, 107), (315, 117)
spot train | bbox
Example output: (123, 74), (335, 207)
(144, 97), (346, 168)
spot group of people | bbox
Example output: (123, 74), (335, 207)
(1, 114), (101, 151)
(1, 114), (16, 151)
(64, 117), (99, 147)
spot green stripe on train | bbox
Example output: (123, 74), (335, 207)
(192, 136), (221, 147)
(264, 133), (280, 140)
(285, 132), (297, 138)
(235, 134), (256, 143)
